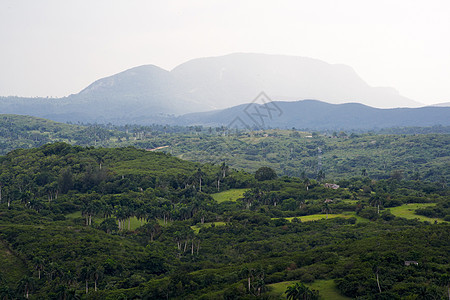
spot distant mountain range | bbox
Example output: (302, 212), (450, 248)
(175, 99), (450, 130)
(0, 53), (429, 125)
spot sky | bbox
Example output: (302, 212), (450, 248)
(0, 0), (449, 105)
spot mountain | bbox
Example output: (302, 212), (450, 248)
(172, 53), (422, 109)
(428, 102), (450, 107)
(176, 99), (450, 130)
(0, 65), (207, 124)
(0, 53), (424, 124)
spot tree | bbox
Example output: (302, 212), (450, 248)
(33, 256), (44, 279)
(91, 265), (103, 292)
(303, 178), (311, 191)
(142, 220), (161, 242)
(193, 168), (205, 192)
(255, 167), (277, 181)
(16, 276), (35, 299)
(99, 218), (118, 234)
(317, 170), (325, 182)
(322, 201), (332, 219)
(220, 162), (229, 178)
(285, 282), (319, 300)
(369, 195), (383, 214)
(361, 168), (368, 177)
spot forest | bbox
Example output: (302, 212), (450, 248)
(1, 115), (449, 183)
(0, 141), (449, 299)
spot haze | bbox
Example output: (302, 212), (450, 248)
(1, 0), (449, 106)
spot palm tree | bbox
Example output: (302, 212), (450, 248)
(285, 282), (319, 300)
(33, 256), (44, 279)
(322, 201), (332, 219)
(79, 266), (91, 294)
(0, 286), (14, 299)
(369, 195), (383, 214)
(220, 162), (229, 178)
(303, 178), (311, 191)
(194, 168), (205, 192)
(17, 276), (35, 299)
(91, 265), (103, 292)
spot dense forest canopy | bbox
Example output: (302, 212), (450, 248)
(0, 141), (448, 299)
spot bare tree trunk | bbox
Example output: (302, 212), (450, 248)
(191, 240), (194, 255)
(86, 280), (88, 294)
(376, 270), (382, 293)
(184, 240), (188, 252)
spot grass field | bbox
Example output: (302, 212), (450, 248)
(273, 211), (368, 223)
(268, 279), (350, 299)
(211, 188), (249, 203)
(387, 203), (444, 223)
(0, 240), (28, 284)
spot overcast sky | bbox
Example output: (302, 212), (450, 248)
(1, 0), (449, 105)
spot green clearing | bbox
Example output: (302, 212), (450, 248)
(268, 279), (351, 300)
(0, 240), (28, 284)
(211, 188), (249, 203)
(273, 211), (367, 223)
(387, 203), (444, 223)
(191, 222), (226, 234)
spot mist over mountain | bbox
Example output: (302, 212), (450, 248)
(172, 53), (422, 109)
(0, 53), (429, 124)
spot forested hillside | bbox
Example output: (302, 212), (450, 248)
(2, 115), (449, 184)
(0, 143), (449, 299)
(151, 129), (450, 183)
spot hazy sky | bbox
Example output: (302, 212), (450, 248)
(1, 0), (449, 105)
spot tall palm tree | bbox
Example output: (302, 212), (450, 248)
(322, 202), (332, 219)
(220, 162), (229, 178)
(369, 195), (383, 214)
(17, 276), (35, 299)
(33, 256), (44, 279)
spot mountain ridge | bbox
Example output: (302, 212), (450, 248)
(0, 53), (430, 124)
(175, 99), (450, 130)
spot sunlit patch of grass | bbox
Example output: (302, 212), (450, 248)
(388, 203), (444, 223)
(191, 222), (226, 234)
(212, 188), (249, 203)
(267, 279), (350, 299)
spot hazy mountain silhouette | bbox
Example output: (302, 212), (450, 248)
(176, 100), (450, 130)
(172, 53), (422, 109)
(0, 53), (428, 124)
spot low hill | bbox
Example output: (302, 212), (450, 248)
(177, 99), (450, 130)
